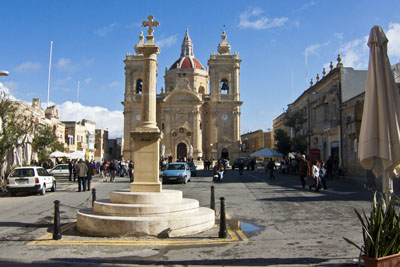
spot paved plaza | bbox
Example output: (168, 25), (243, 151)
(0, 169), (391, 266)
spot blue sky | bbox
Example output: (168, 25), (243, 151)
(1, 0), (400, 137)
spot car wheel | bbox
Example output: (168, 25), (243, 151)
(10, 192), (16, 197)
(51, 181), (56, 192)
(40, 184), (46, 195)
(183, 177), (187, 184)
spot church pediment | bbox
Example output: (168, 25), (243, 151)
(163, 89), (202, 103)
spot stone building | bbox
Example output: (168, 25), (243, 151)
(94, 129), (109, 161)
(241, 130), (273, 156)
(277, 55), (368, 175)
(63, 119), (96, 160)
(123, 29), (242, 162)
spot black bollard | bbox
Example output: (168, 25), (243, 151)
(92, 188), (96, 207)
(218, 197), (227, 238)
(53, 200), (62, 240)
(210, 186), (215, 213)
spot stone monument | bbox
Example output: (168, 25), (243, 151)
(130, 15), (162, 193)
(77, 15), (215, 237)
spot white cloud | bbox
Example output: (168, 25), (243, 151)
(292, 1), (316, 13)
(83, 58), (95, 66)
(335, 32), (344, 40)
(94, 23), (117, 37)
(336, 23), (400, 70)
(55, 58), (79, 72)
(305, 41), (330, 57)
(58, 101), (123, 138)
(0, 82), (16, 100)
(238, 8), (288, 30)
(3, 81), (19, 91)
(156, 34), (178, 48)
(108, 81), (121, 88)
(387, 23), (400, 58)
(54, 76), (72, 87)
(338, 37), (369, 69)
(84, 77), (92, 84)
(14, 61), (41, 72)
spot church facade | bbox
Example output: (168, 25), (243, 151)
(122, 29), (242, 162)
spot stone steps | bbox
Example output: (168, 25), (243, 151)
(77, 207), (215, 237)
(93, 198), (200, 217)
(77, 189), (216, 237)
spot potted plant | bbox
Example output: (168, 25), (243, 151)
(344, 192), (400, 267)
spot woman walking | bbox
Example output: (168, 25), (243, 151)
(309, 160), (320, 192)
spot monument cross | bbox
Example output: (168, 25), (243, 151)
(142, 15), (159, 36)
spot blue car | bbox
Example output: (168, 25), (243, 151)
(162, 162), (191, 184)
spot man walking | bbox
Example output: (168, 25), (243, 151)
(86, 160), (94, 191)
(77, 159), (88, 192)
(68, 160), (73, 182)
(298, 155), (310, 189)
(266, 158), (275, 180)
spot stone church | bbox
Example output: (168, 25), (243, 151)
(122, 29), (242, 162)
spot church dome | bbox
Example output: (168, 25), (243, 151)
(170, 28), (204, 70)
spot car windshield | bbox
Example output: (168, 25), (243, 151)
(10, 168), (35, 177)
(167, 164), (185, 170)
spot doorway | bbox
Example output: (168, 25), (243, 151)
(177, 143), (187, 161)
(221, 148), (229, 160)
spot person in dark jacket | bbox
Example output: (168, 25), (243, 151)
(68, 160), (73, 182)
(86, 160), (94, 191)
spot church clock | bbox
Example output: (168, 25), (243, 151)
(136, 114), (140, 121)
(221, 114), (229, 121)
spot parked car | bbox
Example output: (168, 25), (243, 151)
(187, 162), (197, 177)
(162, 162), (191, 184)
(7, 166), (56, 196)
(231, 157), (251, 170)
(49, 164), (70, 178)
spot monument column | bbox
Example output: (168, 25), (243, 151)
(130, 15), (163, 192)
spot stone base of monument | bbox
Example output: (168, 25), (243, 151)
(77, 189), (215, 237)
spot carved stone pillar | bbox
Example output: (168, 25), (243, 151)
(130, 16), (162, 193)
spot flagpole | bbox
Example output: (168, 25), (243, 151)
(47, 41), (53, 107)
(76, 81), (80, 123)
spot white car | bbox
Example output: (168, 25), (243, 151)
(49, 164), (70, 178)
(7, 166), (56, 196)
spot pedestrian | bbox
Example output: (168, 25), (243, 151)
(326, 156), (333, 180)
(77, 159), (88, 192)
(102, 161), (109, 182)
(128, 160), (134, 182)
(68, 160), (73, 182)
(309, 160), (320, 191)
(108, 160), (116, 182)
(266, 158), (275, 179)
(86, 160), (94, 191)
(73, 160), (79, 182)
(238, 161), (244, 176)
(298, 155), (310, 189)
(213, 164), (220, 182)
(319, 161), (328, 190)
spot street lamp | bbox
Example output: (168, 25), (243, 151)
(0, 70), (9, 76)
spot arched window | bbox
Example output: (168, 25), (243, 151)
(136, 79), (143, 94)
(161, 123), (165, 131)
(220, 79), (229, 94)
(198, 86), (205, 94)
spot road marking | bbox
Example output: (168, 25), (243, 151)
(28, 212), (248, 246)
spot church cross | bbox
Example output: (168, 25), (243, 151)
(142, 15), (159, 36)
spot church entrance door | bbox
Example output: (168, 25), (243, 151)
(221, 148), (229, 160)
(177, 143), (187, 161)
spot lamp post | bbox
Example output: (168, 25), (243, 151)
(0, 70), (9, 76)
